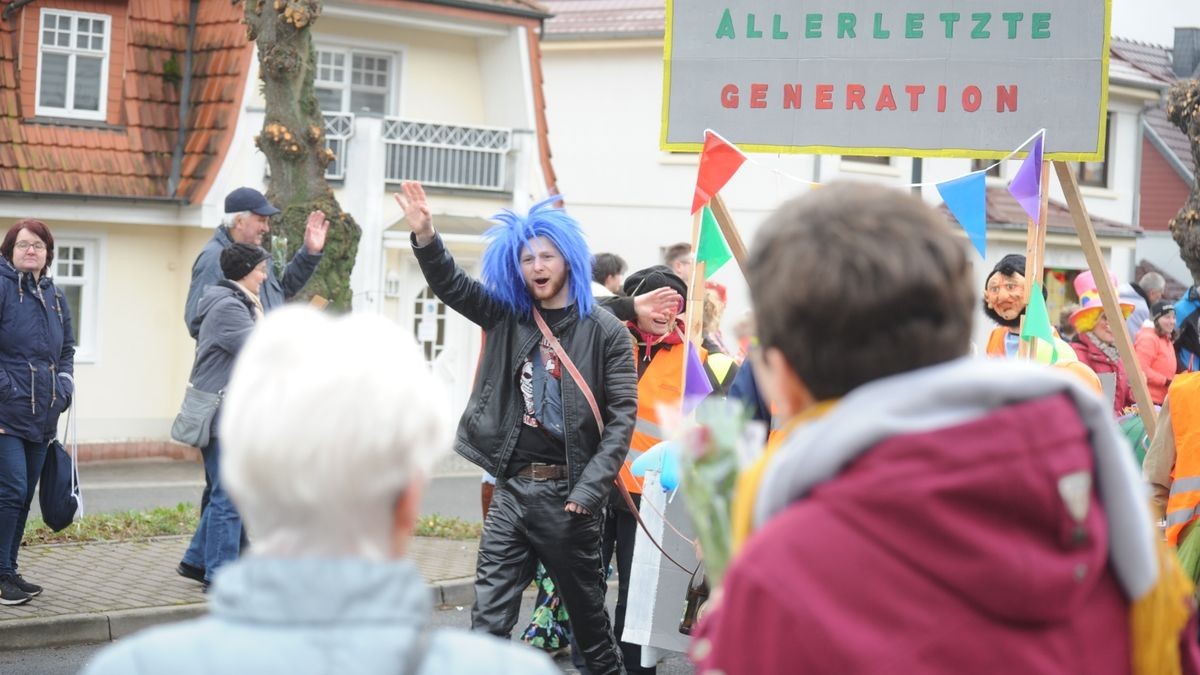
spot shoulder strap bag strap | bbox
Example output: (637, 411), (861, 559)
(532, 308), (692, 574)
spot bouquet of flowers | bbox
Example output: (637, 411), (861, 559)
(665, 397), (766, 586)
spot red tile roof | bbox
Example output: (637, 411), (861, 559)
(1110, 37), (1177, 83)
(542, 0), (664, 39)
(939, 186), (1139, 238)
(441, 0), (550, 17)
(0, 0), (251, 202)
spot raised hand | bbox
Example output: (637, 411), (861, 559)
(634, 286), (684, 323)
(394, 181), (434, 246)
(303, 210), (329, 254)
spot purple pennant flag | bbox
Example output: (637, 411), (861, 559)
(1007, 132), (1044, 222)
(682, 343), (714, 414)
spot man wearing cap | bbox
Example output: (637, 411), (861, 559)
(184, 187), (329, 338)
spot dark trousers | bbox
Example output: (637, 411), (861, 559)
(472, 476), (623, 675)
(0, 436), (47, 577)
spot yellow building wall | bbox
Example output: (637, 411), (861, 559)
(249, 17), (488, 126)
(40, 220), (211, 442)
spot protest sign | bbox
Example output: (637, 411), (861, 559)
(661, 1), (1111, 159)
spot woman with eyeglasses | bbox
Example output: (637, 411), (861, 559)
(0, 220), (75, 605)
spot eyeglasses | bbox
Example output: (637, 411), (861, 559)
(14, 241), (46, 251)
(985, 281), (1022, 295)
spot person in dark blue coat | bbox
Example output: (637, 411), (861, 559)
(0, 220), (74, 606)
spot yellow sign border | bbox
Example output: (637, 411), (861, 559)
(660, 1), (1112, 162)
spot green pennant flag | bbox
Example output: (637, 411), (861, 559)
(1020, 281), (1058, 364)
(697, 206), (732, 278)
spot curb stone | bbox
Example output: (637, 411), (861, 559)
(1, 580), (478, 651)
(432, 576), (476, 608)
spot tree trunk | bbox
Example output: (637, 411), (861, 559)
(244, 0), (360, 309)
(1167, 79), (1200, 285)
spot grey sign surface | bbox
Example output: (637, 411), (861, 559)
(662, 1), (1110, 158)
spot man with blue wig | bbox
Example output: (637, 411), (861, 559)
(398, 183), (634, 674)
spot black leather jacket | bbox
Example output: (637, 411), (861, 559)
(412, 234), (637, 513)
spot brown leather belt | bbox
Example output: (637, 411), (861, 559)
(516, 463), (568, 481)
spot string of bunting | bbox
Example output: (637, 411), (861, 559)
(690, 127), (1048, 260)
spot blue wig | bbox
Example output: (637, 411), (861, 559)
(480, 195), (594, 318)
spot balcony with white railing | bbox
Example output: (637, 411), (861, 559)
(383, 119), (513, 192)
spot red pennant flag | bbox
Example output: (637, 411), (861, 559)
(691, 130), (746, 214)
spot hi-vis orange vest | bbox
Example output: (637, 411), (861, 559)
(1165, 373), (1200, 545)
(620, 342), (705, 495)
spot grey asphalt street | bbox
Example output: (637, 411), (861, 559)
(41, 460), (484, 523)
(1, 595), (694, 674)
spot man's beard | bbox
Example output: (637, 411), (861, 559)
(982, 298), (1024, 329)
(528, 274), (567, 304)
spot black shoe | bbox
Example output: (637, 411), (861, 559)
(10, 574), (41, 597)
(0, 575), (31, 605)
(176, 562), (206, 584)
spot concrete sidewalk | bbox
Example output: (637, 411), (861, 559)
(0, 535), (480, 650)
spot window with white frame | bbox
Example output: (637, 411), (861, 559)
(314, 47), (393, 115)
(36, 10), (111, 121)
(54, 238), (100, 361)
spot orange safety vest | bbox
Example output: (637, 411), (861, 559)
(1165, 373), (1200, 545)
(620, 341), (705, 495)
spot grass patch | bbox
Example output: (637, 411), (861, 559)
(23, 502), (200, 545)
(22, 506), (483, 545)
(415, 514), (482, 540)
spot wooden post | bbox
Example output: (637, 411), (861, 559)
(1053, 161), (1157, 438)
(685, 210), (705, 348)
(1017, 160), (1051, 359)
(709, 194), (750, 275)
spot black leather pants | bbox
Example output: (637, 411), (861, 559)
(471, 476), (624, 675)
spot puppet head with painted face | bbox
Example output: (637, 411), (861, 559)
(982, 254), (1043, 330)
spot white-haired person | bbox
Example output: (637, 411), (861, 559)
(83, 308), (557, 675)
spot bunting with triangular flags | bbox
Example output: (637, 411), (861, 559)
(1020, 281), (1058, 364)
(682, 343), (713, 414)
(697, 206), (732, 277)
(936, 172), (987, 258)
(1007, 131), (1045, 223)
(692, 130), (746, 214)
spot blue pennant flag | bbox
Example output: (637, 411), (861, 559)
(936, 172), (987, 258)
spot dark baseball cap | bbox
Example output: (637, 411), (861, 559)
(224, 187), (280, 216)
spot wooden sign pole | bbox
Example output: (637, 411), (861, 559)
(1017, 160), (1052, 360)
(685, 209), (706, 347)
(1053, 161), (1157, 438)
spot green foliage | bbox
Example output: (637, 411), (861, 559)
(415, 514), (483, 540)
(23, 506), (482, 545)
(23, 503), (200, 544)
(162, 54), (182, 86)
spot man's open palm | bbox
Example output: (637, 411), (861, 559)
(303, 210), (329, 253)
(395, 181), (433, 245)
